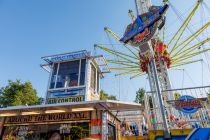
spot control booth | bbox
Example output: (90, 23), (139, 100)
(41, 50), (110, 104)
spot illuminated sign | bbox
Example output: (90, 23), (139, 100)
(120, 4), (168, 46)
(175, 95), (206, 114)
(47, 96), (84, 104)
(48, 88), (85, 97)
(50, 53), (87, 62)
(5, 112), (90, 124)
(42, 51), (89, 63)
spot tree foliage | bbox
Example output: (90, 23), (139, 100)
(174, 92), (181, 100)
(100, 90), (117, 100)
(134, 88), (153, 108)
(134, 88), (145, 104)
(0, 80), (43, 107)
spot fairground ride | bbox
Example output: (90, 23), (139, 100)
(94, 0), (210, 137)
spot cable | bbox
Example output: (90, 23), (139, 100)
(185, 70), (196, 86)
(169, 0), (210, 77)
(200, 1), (210, 73)
(167, 2), (195, 30)
(181, 69), (185, 94)
(96, 43), (122, 46)
(105, 31), (122, 100)
(201, 60), (204, 87)
(203, 1), (210, 14)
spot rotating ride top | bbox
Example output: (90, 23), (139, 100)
(95, 0), (210, 137)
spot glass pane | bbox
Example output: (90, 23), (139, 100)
(50, 63), (58, 89)
(97, 71), (100, 92)
(56, 61), (79, 88)
(80, 59), (86, 85)
(90, 64), (96, 91)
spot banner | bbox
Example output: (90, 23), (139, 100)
(5, 112), (90, 125)
(47, 96), (84, 104)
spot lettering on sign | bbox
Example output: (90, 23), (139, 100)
(175, 95), (207, 114)
(175, 97), (207, 109)
(175, 100), (203, 109)
(47, 96), (84, 104)
(48, 88), (85, 97)
(5, 112), (90, 124)
(50, 53), (87, 62)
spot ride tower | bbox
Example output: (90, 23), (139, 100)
(41, 50), (110, 104)
(119, 0), (172, 135)
(98, 0), (172, 137)
(135, 0), (172, 136)
(95, 0), (210, 137)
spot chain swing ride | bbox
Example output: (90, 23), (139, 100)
(94, 0), (210, 136)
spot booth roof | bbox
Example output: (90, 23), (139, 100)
(40, 50), (110, 73)
(0, 100), (143, 114)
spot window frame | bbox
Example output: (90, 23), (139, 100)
(90, 62), (100, 94)
(48, 59), (86, 90)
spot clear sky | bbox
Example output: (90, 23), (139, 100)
(0, 0), (210, 102)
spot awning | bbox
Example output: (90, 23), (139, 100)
(0, 100), (143, 116)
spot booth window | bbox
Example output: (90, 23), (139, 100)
(97, 71), (100, 93)
(50, 63), (58, 89)
(56, 61), (79, 88)
(79, 59), (86, 85)
(49, 59), (86, 89)
(90, 64), (96, 92)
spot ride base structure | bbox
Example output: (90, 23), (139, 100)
(95, 0), (210, 139)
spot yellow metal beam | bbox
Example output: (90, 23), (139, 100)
(171, 22), (210, 58)
(171, 59), (202, 68)
(128, 10), (136, 21)
(115, 69), (142, 76)
(172, 38), (210, 61)
(173, 48), (210, 64)
(168, 0), (201, 53)
(95, 44), (138, 62)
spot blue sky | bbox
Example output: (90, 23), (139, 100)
(0, 0), (210, 102)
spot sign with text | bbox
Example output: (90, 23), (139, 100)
(48, 88), (85, 98)
(47, 96), (84, 104)
(120, 4), (168, 46)
(5, 112), (90, 125)
(50, 52), (87, 63)
(175, 95), (207, 114)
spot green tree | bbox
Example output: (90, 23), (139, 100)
(0, 80), (42, 107)
(134, 88), (153, 108)
(134, 88), (145, 104)
(100, 90), (117, 100)
(174, 92), (181, 100)
(37, 97), (45, 105)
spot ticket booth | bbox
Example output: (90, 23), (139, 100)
(41, 50), (110, 104)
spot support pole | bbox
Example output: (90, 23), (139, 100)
(134, 0), (170, 137)
(150, 58), (171, 138)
